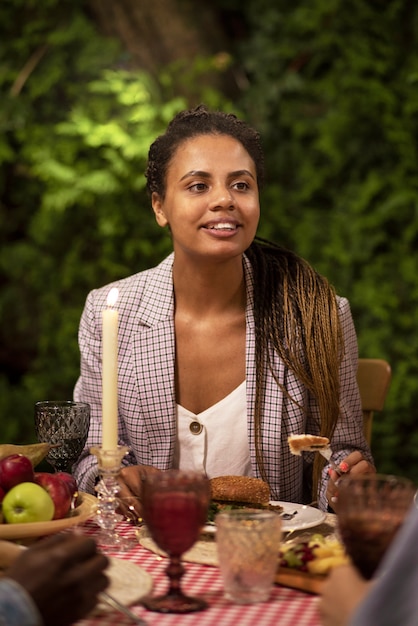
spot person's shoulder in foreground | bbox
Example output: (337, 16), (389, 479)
(319, 502), (418, 626)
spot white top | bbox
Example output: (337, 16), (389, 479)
(173, 380), (252, 477)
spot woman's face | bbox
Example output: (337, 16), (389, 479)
(152, 134), (260, 262)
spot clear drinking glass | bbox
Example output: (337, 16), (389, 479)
(215, 509), (282, 603)
(34, 401), (90, 473)
(337, 473), (416, 579)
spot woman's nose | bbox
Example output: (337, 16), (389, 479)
(209, 186), (235, 209)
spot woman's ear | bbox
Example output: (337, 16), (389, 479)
(152, 192), (168, 227)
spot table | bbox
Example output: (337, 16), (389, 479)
(76, 520), (321, 626)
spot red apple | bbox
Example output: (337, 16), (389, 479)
(55, 472), (78, 498)
(34, 472), (72, 520)
(0, 485), (5, 504)
(0, 454), (35, 491)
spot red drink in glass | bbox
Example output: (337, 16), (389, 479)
(338, 512), (404, 579)
(144, 491), (206, 555)
(337, 474), (415, 580)
(141, 470), (210, 613)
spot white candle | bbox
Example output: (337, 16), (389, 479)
(102, 287), (119, 450)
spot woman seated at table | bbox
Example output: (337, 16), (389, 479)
(72, 105), (374, 512)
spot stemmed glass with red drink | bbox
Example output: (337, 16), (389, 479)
(141, 470), (210, 613)
(337, 473), (416, 579)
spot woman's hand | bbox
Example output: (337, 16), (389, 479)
(6, 533), (109, 626)
(116, 464), (163, 517)
(326, 451), (375, 512)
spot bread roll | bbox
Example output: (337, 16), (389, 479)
(210, 475), (270, 506)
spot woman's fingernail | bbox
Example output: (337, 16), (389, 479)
(327, 467), (333, 476)
(339, 461), (349, 473)
(331, 496), (338, 503)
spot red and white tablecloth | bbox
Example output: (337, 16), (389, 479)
(77, 520), (321, 626)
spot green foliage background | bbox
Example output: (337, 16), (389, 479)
(1, 0), (417, 480)
(237, 0), (418, 479)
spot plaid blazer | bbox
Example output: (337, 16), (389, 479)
(73, 253), (373, 510)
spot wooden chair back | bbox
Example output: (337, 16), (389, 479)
(356, 358), (391, 445)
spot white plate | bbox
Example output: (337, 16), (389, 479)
(203, 501), (326, 534)
(93, 557), (153, 614)
(271, 501), (327, 532)
(1, 550), (153, 615)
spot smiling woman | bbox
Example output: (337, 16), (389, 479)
(72, 104), (375, 514)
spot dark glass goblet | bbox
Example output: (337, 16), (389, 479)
(34, 401), (90, 473)
(337, 473), (416, 579)
(141, 470), (210, 613)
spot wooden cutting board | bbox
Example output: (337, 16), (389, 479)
(275, 567), (325, 595)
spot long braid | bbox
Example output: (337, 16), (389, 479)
(246, 237), (344, 498)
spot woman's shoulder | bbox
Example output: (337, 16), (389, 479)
(85, 253), (174, 310)
(117, 253), (174, 292)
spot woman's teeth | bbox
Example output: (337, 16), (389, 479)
(208, 223), (236, 230)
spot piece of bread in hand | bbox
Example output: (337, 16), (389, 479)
(288, 434), (330, 456)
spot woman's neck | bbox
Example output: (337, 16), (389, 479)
(172, 255), (246, 316)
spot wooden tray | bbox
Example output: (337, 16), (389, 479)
(275, 567), (325, 595)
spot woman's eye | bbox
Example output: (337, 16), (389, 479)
(233, 181), (250, 191)
(188, 182), (207, 192)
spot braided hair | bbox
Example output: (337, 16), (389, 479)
(146, 105), (343, 498)
(246, 237), (343, 497)
(145, 104), (265, 198)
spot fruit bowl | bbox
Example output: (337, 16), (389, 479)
(0, 492), (97, 540)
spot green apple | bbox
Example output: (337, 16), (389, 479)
(2, 481), (55, 523)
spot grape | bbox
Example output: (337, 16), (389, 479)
(279, 535), (348, 575)
(280, 540), (315, 569)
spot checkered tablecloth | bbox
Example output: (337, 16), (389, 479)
(76, 520), (321, 626)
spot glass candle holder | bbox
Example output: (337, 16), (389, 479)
(90, 445), (136, 550)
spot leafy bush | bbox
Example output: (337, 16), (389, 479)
(0, 1), (231, 443)
(237, 0), (418, 477)
(1, 0), (418, 484)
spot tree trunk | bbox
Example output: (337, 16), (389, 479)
(87, 0), (235, 85)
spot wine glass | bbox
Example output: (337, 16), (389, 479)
(337, 473), (416, 579)
(141, 469), (211, 613)
(34, 401), (90, 473)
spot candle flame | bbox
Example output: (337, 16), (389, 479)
(106, 287), (119, 307)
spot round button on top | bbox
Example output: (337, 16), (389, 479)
(189, 420), (203, 435)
